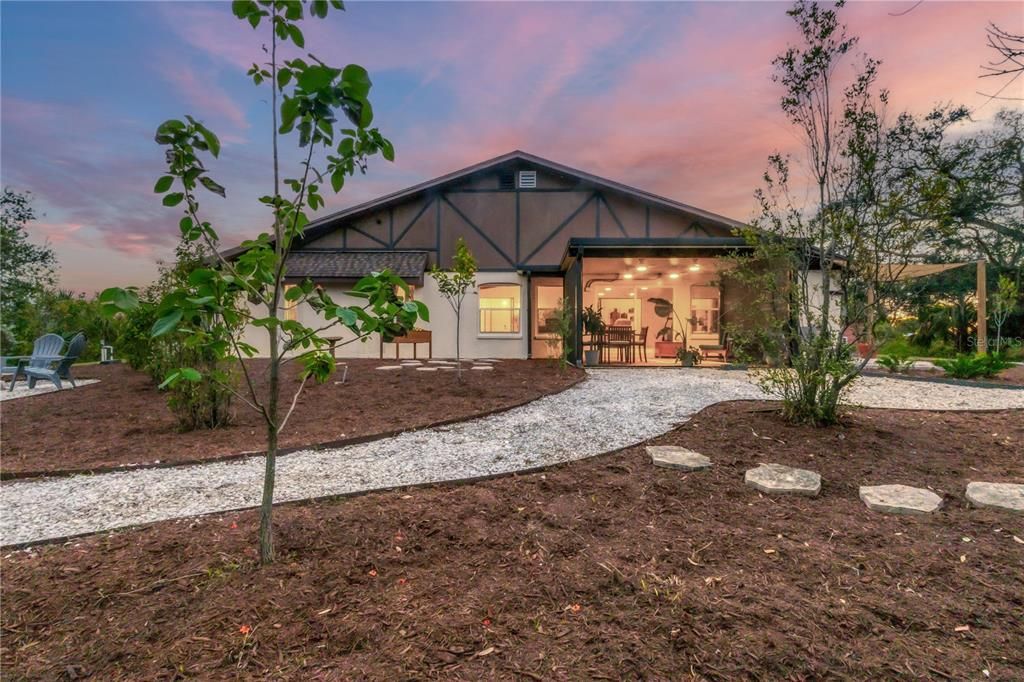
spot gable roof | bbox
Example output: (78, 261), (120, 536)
(222, 150), (746, 258)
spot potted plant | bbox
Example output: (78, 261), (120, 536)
(675, 345), (703, 367)
(649, 297), (687, 358)
(581, 305), (605, 366)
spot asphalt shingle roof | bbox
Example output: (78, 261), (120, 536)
(284, 250), (429, 280)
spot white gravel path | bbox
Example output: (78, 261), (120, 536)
(2, 369), (1021, 546)
(0, 379), (100, 402)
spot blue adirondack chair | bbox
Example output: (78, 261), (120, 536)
(24, 332), (87, 390)
(2, 333), (66, 392)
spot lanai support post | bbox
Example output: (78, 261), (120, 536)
(977, 259), (987, 354)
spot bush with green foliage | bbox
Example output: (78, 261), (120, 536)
(934, 353), (1014, 380)
(545, 297), (574, 371)
(115, 240), (238, 430)
(876, 352), (915, 374)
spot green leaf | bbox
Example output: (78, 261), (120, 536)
(179, 216), (193, 234)
(414, 300), (430, 322)
(231, 0), (256, 19)
(154, 176), (174, 193)
(286, 23), (304, 48)
(341, 64), (371, 99)
(330, 168), (345, 192)
(311, 0), (328, 18)
(277, 67), (293, 89)
(151, 309), (184, 337)
(158, 371), (181, 389)
(199, 176), (227, 198)
(163, 192), (184, 207)
(194, 123), (221, 158)
(296, 65), (337, 91)
(380, 139), (395, 162)
(179, 367), (202, 382)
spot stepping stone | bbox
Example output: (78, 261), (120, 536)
(859, 484), (942, 515)
(415, 366), (438, 372)
(471, 365), (494, 371)
(647, 446), (711, 471)
(744, 464), (821, 497)
(965, 482), (1024, 514)
(474, 358), (499, 363)
(375, 365), (403, 371)
(427, 360), (456, 365)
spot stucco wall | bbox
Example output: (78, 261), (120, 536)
(239, 272), (531, 360)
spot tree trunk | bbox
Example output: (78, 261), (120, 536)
(455, 302), (462, 382)
(259, 302), (281, 565)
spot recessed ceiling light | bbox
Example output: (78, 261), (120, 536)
(669, 257), (679, 265)
(669, 273), (680, 279)
(689, 263), (701, 272)
(604, 286), (612, 291)
(629, 292), (635, 297)
(623, 273), (633, 280)
(635, 260), (648, 272)
(598, 292), (605, 297)
(640, 286), (649, 290)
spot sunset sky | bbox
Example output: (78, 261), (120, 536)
(2, 1), (1022, 293)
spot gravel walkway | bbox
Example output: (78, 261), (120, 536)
(0, 379), (100, 402)
(2, 370), (1021, 546)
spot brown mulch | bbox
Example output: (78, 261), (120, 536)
(865, 363), (1024, 387)
(3, 402), (1022, 680)
(0, 360), (583, 478)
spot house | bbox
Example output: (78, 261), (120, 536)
(237, 150), (770, 365)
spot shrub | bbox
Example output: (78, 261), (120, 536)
(934, 353), (1013, 380)
(876, 352), (914, 374)
(113, 241), (238, 430)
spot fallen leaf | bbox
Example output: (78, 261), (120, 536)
(763, 548), (776, 554)
(239, 624), (251, 635)
(475, 646), (495, 657)
(368, 569), (377, 577)
(955, 625), (970, 632)
(1013, 536), (1023, 545)
(317, 607), (332, 615)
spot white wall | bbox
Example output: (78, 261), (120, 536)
(239, 272), (531, 360)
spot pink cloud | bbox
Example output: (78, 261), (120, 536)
(160, 63), (249, 131)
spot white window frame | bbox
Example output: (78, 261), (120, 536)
(477, 282), (523, 339)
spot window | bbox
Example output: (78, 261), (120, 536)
(534, 284), (563, 337)
(689, 285), (720, 335)
(283, 284), (298, 322)
(479, 283), (521, 334)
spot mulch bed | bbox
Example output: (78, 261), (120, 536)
(0, 360), (584, 478)
(3, 402), (1022, 679)
(864, 363), (1024, 388)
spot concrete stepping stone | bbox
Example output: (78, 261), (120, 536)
(647, 446), (711, 471)
(859, 484), (942, 515)
(744, 463), (821, 497)
(965, 482), (1024, 514)
(375, 365), (403, 371)
(415, 366), (438, 372)
(471, 365), (494, 371)
(427, 360), (456, 365)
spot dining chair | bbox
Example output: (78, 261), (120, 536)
(631, 326), (648, 364)
(603, 327), (634, 364)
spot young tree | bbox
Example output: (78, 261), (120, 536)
(730, 0), (926, 425)
(990, 274), (1019, 352)
(429, 237), (477, 381)
(0, 189), (57, 350)
(101, 0), (427, 565)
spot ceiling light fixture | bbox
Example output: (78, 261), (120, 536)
(669, 273), (680, 279)
(623, 273), (633, 280)
(604, 286), (612, 291)
(635, 260), (648, 272)
(689, 263), (701, 272)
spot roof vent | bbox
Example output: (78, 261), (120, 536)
(518, 171), (537, 189)
(498, 172), (515, 190)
